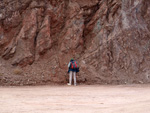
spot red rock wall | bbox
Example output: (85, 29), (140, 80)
(0, 0), (150, 85)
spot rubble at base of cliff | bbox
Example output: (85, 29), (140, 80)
(0, 0), (150, 85)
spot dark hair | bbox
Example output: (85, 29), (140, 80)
(70, 58), (74, 62)
(70, 59), (74, 62)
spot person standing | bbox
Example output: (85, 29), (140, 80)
(67, 58), (79, 86)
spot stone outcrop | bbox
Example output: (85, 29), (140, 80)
(0, 0), (150, 85)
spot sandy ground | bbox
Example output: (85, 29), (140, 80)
(0, 84), (150, 113)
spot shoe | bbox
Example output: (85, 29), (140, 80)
(74, 84), (77, 86)
(67, 83), (71, 85)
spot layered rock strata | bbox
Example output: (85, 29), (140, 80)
(0, 0), (150, 85)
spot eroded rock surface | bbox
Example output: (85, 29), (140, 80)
(0, 0), (150, 85)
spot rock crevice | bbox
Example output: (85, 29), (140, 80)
(0, 0), (150, 85)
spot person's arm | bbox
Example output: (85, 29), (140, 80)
(68, 62), (71, 68)
(76, 61), (79, 68)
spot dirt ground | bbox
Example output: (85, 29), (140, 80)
(0, 84), (150, 113)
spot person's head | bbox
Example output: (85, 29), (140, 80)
(70, 58), (74, 62)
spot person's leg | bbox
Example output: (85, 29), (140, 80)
(68, 71), (72, 85)
(73, 72), (77, 86)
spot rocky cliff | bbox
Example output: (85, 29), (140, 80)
(0, 0), (150, 85)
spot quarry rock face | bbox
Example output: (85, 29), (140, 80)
(0, 0), (150, 85)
